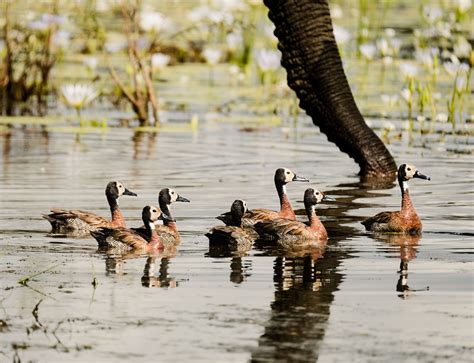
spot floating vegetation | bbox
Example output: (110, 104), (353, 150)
(0, 0), (472, 144)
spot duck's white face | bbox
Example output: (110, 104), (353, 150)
(168, 188), (178, 202)
(148, 205), (161, 222)
(283, 168), (295, 183)
(403, 164), (418, 180)
(313, 189), (324, 204)
(115, 181), (126, 196)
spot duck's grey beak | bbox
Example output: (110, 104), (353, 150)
(414, 171), (430, 181)
(124, 188), (137, 196)
(322, 195), (336, 202)
(177, 195), (190, 202)
(292, 175), (309, 182)
(158, 212), (175, 222)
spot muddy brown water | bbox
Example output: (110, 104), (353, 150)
(0, 121), (473, 362)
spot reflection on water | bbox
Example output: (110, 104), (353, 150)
(132, 131), (158, 160)
(0, 125), (472, 362)
(252, 249), (344, 362)
(371, 234), (425, 299)
(229, 257), (252, 284)
(141, 256), (178, 289)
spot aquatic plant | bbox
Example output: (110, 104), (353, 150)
(444, 58), (471, 130)
(255, 49), (280, 85)
(107, 1), (159, 126)
(60, 84), (99, 123)
(0, 2), (61, 115)
(151, 53), (170, 74)
(359, 43), (377, 61)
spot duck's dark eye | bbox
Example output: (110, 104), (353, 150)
(152, 209), (157, 213)
(171, 191), (175, 194)
(286, 171), (290, 174)
(316, 192), (320, 195)
(407, 168), (411, 171)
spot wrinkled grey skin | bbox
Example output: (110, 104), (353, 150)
(264, 0), (397, 178)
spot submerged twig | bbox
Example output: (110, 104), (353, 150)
(17, 264), (59, 286)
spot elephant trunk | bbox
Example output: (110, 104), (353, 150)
(264, 0), (397, 178)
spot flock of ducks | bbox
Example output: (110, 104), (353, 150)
(43, 164), (430, 253)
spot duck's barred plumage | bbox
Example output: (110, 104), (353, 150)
(133, 188), (189, 246)
(254, 188), (333, 249)
(207, 200), (255, 251)
(91, 205), (165, 253)
(361, 164), (430, 234)
(216, 168), (309, 226)
(43, 181), (137, 234)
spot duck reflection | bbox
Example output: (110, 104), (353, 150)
(206, 247), (253, 284)
(141, 256), (178, 288)
(102, 245), (177, 279)
(229, 257), (252, 284)
(252, 248), (344, 361)
(371, 234), (421, 299)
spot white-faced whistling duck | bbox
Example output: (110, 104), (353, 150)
(361, 164), (430, 234)
(133, 188), (190, 246)
(254, 188), (335, 248)
(91, 205), (169, 252)
(43, 181), (137, 234)
(216, 168), (309, 227)
(207, 200), (255, 251)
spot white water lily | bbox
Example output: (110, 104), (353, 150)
(376, 38), (390, 56)
(415, 48), (438, 68)
(436, 113), (448, 123)
(444, 60), (470, 77)
(28, 14), (67, 31)
(140, 12), (172, 33)
(229, 65), (240, 75)
(454, 37), (472, 58)
(382, 56), (393, 66)
(333, 25), (350, 44)
(389, 38), (402, 55)
(188, 6), (232, 25)
(456, 0), (472, 12)
(255, 49), (280, 72)
(83, 57), (98, 71)
(399, 62), (419, 79)
(226, 32), (243, 51)
(423, 6), (443, 23)
(381, 94), (399, 108)
(385, 28), (396, 38)
(212, 0), (247, 12)
(456, 74), (467, 93)
(96, 0), (115, 12)
(60, 84), (99, 110)
(202, 47), (222, 66)
(52, 30), (70, 48)
(330, 4), (343, 19)
(400, 88), (412, 103)
(151, 53), (170, 71)
(104, 38), (127, 53)
(359, 43), (376, 61)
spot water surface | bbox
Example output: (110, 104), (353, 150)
(0, 120), (472, 362)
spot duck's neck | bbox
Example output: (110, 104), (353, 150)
(108, 195), (126, 228)
(306, 204), (327, 238)
(146, 221), (163, 249)
(399, 178), (416, 215)
(159, 200), (177, 232)
(276, 182), (295, 219)
(230, 214), (243, 227)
